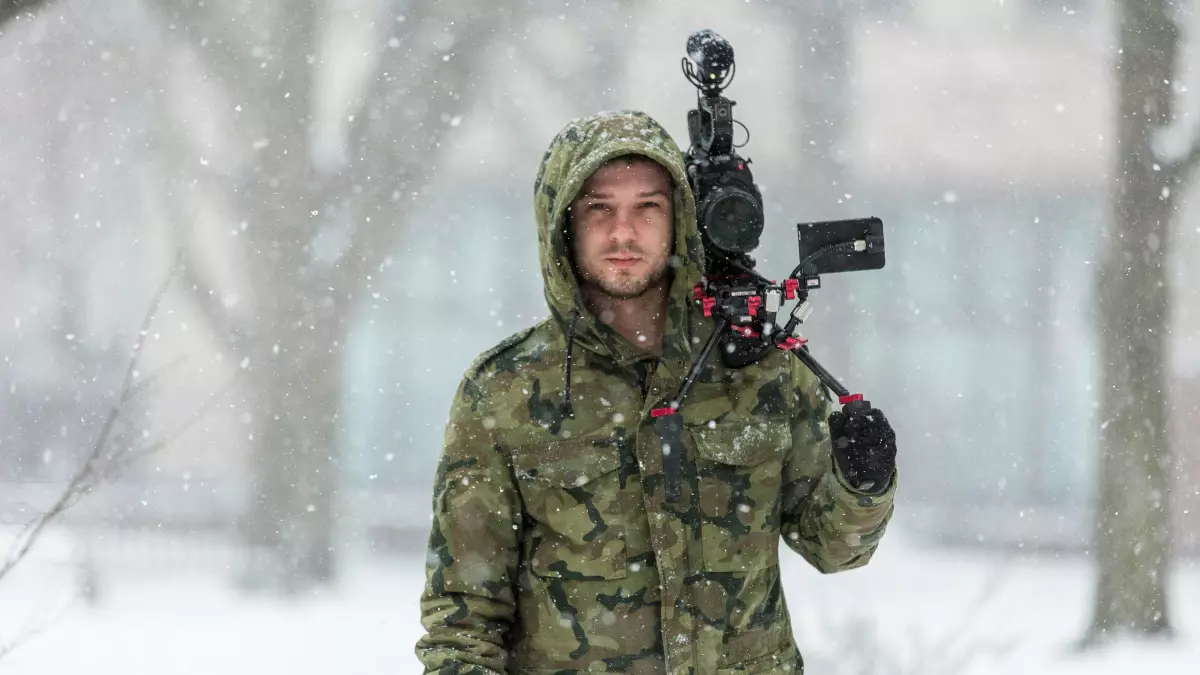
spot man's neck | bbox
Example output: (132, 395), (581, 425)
(582, 280), (671, 357)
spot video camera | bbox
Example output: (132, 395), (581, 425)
(654, 30), (888, 502)
(679, 28), (885, 382)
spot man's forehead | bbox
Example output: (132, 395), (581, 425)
(580, 158), (671, 192)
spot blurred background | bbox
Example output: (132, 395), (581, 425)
(1, 0), (1199, 673)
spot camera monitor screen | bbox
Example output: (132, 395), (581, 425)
(796, 217), (886, 276)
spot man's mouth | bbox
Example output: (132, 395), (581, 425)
(606, 256), (641, 268)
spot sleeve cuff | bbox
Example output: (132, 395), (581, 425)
(831, 461), (897, 504)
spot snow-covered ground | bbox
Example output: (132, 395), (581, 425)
(1, 526), (1197, 674)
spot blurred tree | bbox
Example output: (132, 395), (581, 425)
(1087, 0), (1200, 643)
(146, 0), (531, 591)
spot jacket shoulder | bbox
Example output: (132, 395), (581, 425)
(465, 318), (558, 381)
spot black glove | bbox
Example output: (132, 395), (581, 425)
(828, 404), (897, 494)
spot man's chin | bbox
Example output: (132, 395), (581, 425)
(581, 266), (670, 299)
(596, 279), (651, 299)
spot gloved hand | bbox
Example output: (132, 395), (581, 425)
(827, 404), (897, 494)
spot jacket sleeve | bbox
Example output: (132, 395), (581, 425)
(416, 376), (523, 674)
(779, 354), (897, 573)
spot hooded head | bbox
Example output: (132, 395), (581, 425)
(533, 110), (705, 373)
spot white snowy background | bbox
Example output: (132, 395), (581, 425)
(2, 0), (1199, 673)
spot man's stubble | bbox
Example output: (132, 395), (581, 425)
(578, 253), (673, 301)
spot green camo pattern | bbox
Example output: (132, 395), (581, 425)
(416, 110), (897, 675)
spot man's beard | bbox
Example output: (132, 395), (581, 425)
(582, 257), (671, 300)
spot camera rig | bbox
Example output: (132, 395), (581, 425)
(653, 30), (887, 503)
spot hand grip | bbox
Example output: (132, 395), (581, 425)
(653, 412), (684, 504)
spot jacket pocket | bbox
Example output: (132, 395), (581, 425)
(512, 438), (628, 580)
(690, 419), (791, 572)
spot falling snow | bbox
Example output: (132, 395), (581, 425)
(0, 2), (1196, 673)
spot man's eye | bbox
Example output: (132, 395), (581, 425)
(640, 202), (662, 209)
(589, 203), (610, 211)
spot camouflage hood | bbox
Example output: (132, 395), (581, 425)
(533, 110), (706, 399)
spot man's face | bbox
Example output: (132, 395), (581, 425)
(568, 158), (674, 300)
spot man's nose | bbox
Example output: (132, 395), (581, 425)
(610, 207), (639, 242)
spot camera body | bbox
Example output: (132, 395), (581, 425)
(682, 30), (764, 264)
(685, 142), (763, 258)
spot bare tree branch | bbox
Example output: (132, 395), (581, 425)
(0, 0), (53, 29)
(0, 590), (80, 662)
(175, 240), (245, 353)
(0, 249), (182, 583)
(126, 354), (189, 403)
(0, 245), (238, 641)
(109, 372), (238, 477)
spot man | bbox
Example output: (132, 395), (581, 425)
(416, 110), (898, 675)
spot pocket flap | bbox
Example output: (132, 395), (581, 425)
(513, 439), (622, 488)
(690, 420), (791, 466)
(717, 642), (801, 675)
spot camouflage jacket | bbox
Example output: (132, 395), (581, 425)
(416, 111), (897, 675)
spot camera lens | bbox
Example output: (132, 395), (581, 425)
(703, 189), (763, 254)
